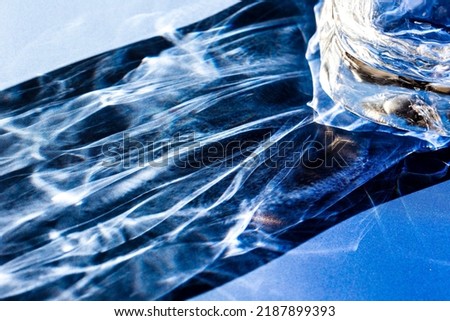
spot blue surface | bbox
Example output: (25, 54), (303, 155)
(0, 0), (237, 89)
(194, 180), (450, 300)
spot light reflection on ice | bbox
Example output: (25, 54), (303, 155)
(312, 0), (450, 146)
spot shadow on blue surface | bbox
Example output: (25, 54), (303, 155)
(194, 179), (450, 300)
(0, 0), (449, 300)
